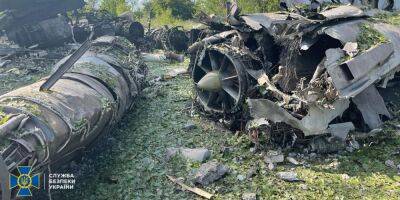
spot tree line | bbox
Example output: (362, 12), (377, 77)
(89, 0), (280, 20)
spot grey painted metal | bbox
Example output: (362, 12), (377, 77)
(40, 32), (94, 91)
(0, 36), (147, 199)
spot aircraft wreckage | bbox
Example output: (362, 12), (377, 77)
(0, 36), (147, 199)
(189, 5), (400, 149)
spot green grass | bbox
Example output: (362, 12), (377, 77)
(372, 12), (400, 26)
(43, 59), (400, 200)
(136, 7), (202, 30)
(357, 23), (388, 53)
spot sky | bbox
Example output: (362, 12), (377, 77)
(131, 0), (146, 10)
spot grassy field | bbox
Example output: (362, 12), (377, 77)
(41, 59), (400, 200)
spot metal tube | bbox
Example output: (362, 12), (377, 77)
(141, 52), (185, 63)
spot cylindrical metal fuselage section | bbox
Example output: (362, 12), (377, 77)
(0, 36), (147, 199)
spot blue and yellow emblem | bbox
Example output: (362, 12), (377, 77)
(9, 166), (40, 197)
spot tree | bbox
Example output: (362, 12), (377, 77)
(151, 0), (195, 20)
(84, 0), (98, 12)
(195, 0), (280, 15)
(100, 0), (133, 16)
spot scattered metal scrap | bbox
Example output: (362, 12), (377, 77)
(71, 11), (147, 46)
(0, 36), (147, 199)
(0, 0), (84, 47)
(166, 175), (213, 199)
(148, 26), (190, 52)
(189, 4), (400, 150)
(280, 0), (400, 11)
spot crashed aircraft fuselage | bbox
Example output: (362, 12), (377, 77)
(190, 5), (400, 145)
(0, 36), (147, 199)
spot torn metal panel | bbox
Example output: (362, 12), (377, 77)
(325, 122), (355, 141)
(188, 30), (237, 54)
(318, 5), (366, 20)
(282, 0), (399, 11)
(375, 23), (400, 55)
(352, 85), (392, 129)
(321, 19), (364, 44)
(240, 13), (302, 31)
(395, 0), (400, 10)
(247, 98), (350, 136)
(378, 0), (391, 10)
(337, 24), (400, 98)
(343, 43), (394, 80)
(325, 40), (399, 98)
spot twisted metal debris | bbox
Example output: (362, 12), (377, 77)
(0, 36), (147, 199)
(190, 4), (400, 150)
(281, 0), (400, 11)
(0, 0), (84, 47)
(148, 26), (190, 52)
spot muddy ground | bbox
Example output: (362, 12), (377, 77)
(2, 55), (399, 199)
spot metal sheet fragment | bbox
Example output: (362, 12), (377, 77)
(319, 5), (365, 20)
(321, 20), (364, 44)
(248, 99), (350, 136)
(325, 29), (400, 98)
(352, 86), (392, 129)
(241, 13), (297, 31)
(325, 122), (355, 141)
(343, 43), (394, 80)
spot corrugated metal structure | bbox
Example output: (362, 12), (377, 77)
(0, 36), (147, 199)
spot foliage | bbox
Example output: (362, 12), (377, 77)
(150, 0), (195, 20)
(99, 0), (132, 16)
(42, 59), (400, 200)
(133, 0), (281, 29)
(84, 0), (98, 12)
(357, 23), (388, 52)
(195, 0), (280, 15)
(0, 113), (10, 126)
(372, 12), (400, 26)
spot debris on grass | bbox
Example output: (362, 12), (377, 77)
(194, 160), (229, 186)
(385, 160), (396, 169)
(276, 171), (304, 182)
(242, 192), (257, 200)
(163, 68), (188, 80)
(286, 156), (300, 165)
(183, 120), (197, 131)
(166, 147), (211, 162)
(167, 175), (213, 199)
(264, 150), (285, 164)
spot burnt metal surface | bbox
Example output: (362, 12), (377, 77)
(0, 36), (147, 199)
(148, 26), (190, 52)
(189, 4), (400, 149)
(280, 0), (400, 11)
(6, 15), (73, 48)
(0, 0), (84, 47)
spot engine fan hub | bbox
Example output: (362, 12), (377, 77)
(193, 46), (248, 113)
(197, 71), (222, 91)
